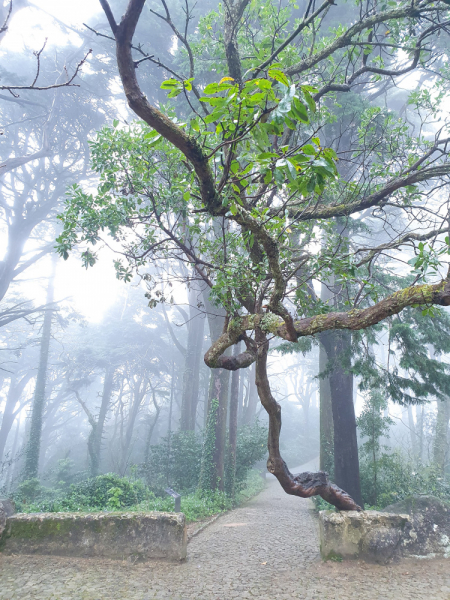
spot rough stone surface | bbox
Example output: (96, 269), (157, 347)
(319, 510), (410, 564)
(0, 499), (15, 539)
(1, 480), (449, 600)
(0, 510), (186, 562)
(0, 499), (16, 518)
(384, 495), (450, 558)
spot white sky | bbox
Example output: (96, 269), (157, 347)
(1, 0), (126, 323)
(2, 1), (102, 51)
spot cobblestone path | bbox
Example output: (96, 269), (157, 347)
(1, 479), (450, 600)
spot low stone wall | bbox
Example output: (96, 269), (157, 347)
(319, 510), (410, 564)
(320, 497), (450, 564)
(0, 511), (186, 562)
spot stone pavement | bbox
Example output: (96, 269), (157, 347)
(1, 478), (450, 600)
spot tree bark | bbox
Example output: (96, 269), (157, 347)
(89, 367), (115, 477)
(180, 287), (205, 431)
(319, 335), (334, 473)
(407, 406), (418, 458)
(22, 260), (55, 481)
(207, 365), (230, 491)
(0, 373), (32, 464)
(243, 365), (258, 425)
(434, 398), (450, 474)
(321, 331), (363, 508)
(120, 375), (147, 474)
(202, 287), (230, 491)
(227, 342), (240, 498)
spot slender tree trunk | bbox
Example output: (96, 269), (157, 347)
(207, 366), (230, 491)
(0, 373), (32, 463)
(226, 342), (240, 498)
(321, 331), (363, 508)
(202, 288), (230, 491)
(319, 336), (334, 473)
(120, 376), (146, 474)
(243, 365), (258, 425)
(22, 261), (55, 481)
(144, 384), (161, 463)
(88, 366), (115, 477)
(4, 416), (21, 494)
(417, 405), (424, 462)
(318, 279), (335, 473)
(180, 293), (205, 430)
(163, 359), (175, 484)
(407, 406), (417, 457)
(434, 398), (450, 474)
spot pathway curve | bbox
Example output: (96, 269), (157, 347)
(1, 478), (450, 599)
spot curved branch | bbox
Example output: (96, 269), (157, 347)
(101, 0), (221, 214)
(290, 163), (450, 221)
(204, 278), (450, 369)
(285, 3), (438, 77)
(255, 328), (361, 511)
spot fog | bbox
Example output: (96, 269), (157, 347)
(1, 0), (449, 518)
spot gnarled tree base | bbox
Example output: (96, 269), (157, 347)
(269, 459), (362, 511)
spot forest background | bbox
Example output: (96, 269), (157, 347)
(1, 0), (450, 516)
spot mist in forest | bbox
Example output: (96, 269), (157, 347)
(1, 0), (449, 515)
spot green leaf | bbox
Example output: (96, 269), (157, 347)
(161, 78), (179, 89)
(230, 160), (239, 174)
(301, 144), (317, 156)
(264, 170), (273, 184)
(284, 115), (296, 130)
(268, 67), (289, 87)
(203, 82), (219, 94)
(292, 98), (309, 123)
(302, 89), (316, 113)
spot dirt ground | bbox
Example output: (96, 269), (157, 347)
(1, 479), (449, 600)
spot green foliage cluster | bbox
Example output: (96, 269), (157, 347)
(357, 389), (450, 509)
(141, 422), (267, 496)
(312, 455), (450, 513)
(359, 452), (450, 510)
(226, 422), (268, 491)
(357, 390), (393, 506)
(14, 474), (151, 513)
(142, 430), (202, 494)
(14, 470), (265, 523)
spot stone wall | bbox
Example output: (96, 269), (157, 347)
(320, 496), (450, 564)
(0, 510), (186, 562)
(319, 510), (409, 564)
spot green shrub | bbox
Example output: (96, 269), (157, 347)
(226, 422), (267, 492)
(141, 423), (267, 495)
(14, 473), (152, 513)
(15, 469), (265, 522)
(359, 451), (450, 509)
(141, 431), (203, 495)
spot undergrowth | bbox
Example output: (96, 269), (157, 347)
(14, 469), (266, 522)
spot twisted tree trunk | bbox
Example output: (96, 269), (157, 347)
(255, 328), (361, 511)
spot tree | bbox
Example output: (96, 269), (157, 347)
(22, 260), (55, 481)
(58, 0), (450, 510)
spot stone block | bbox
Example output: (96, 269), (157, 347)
(319, 510), (410, 564)
(384, 495), (450, 558)
(0, 499), (15, 539)
(0, 510), (186, 562)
